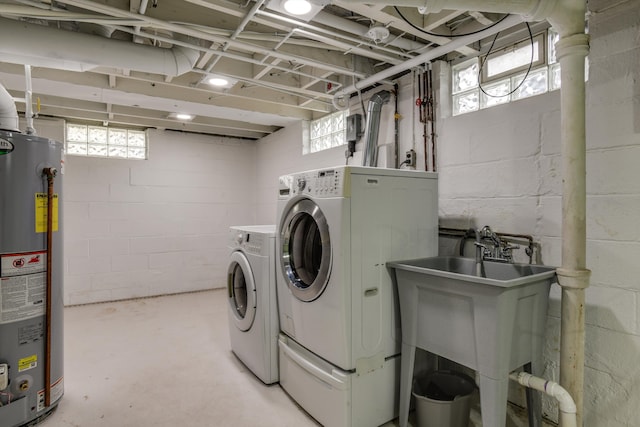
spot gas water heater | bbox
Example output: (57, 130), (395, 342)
(0, 129), (64, 427)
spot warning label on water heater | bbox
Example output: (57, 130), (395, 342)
(1, 251), (46, 277)
(35, 193), (59, 233)
(0, 273), (46, 325)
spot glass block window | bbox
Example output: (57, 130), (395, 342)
(450, 28), (582, 117)
(481, 33), (545, 82)
(307, 110), (347, 154)
(66, 123), (147, 159)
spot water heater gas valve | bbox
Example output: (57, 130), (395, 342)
(0, 363), (8, 390)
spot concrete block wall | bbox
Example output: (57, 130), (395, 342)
(434, 2), (640, 426)
(63, 129), (256, 305)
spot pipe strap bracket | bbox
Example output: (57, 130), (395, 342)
(555, 34), (590, 60)
(556, 267), (591, 289)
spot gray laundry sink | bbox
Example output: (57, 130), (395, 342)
(387, 256), (557, 427)
(389, 255), (556, 287)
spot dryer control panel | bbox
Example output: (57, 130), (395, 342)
(228, 226), (275, 256)
(290, 168), (345, 198)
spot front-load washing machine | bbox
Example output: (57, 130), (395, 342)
(227, 225), (279, 384)
(276, 166), (438, 426)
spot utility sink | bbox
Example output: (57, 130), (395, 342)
(387, 256), (557, 427)
(389, 255), (557, 287)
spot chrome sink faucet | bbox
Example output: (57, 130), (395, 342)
(470, 228), (487, 277)
(478, 225), (518, 263)
(467, 226), (518, 272)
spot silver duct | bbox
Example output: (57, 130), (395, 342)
(0, 82), (19, 132)
(362, 90), (391, 167)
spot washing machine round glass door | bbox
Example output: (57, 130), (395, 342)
(227, 251), (257, 331)
(280, 198), (331, 302)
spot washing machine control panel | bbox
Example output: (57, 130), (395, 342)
(290, 168), (344, 198)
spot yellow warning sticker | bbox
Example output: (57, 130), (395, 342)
(35, 193), (59, 233)
(18, 354), (38, 372)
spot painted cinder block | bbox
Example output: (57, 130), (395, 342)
(64, 239), (89, 259)
(89, 238), (130, 257)
(67, 256), (111, 275)
(89, 202), (130, 220)
(587, 147), (640, 195)
(590, 240), (640, 289)
(109, 183), (147, 202)
(584, 285), (637, 335)
(111, 254), (150, 273)
(149, 252), (184, 269)
(129, 236), (179, 254)
(587, 195), (640, 242)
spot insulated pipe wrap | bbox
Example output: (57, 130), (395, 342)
(0, 17), (199, 76)
(0, 82), (19, 132)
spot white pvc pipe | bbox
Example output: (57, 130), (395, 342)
(256, 10), (413, 61)
(332, 14), (523, 109)
(554, 28), (590, 426)
(24, 65), (35, 135)
(313, 11), (426, 52)
(337, 0), (557, 20)
(133, 0), (149, 34)
(510, 372), (577, 427)
(0, 17), (198, 76)
(0, 82), (19, 132)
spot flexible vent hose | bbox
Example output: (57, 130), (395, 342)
(362, 90), (390, 167)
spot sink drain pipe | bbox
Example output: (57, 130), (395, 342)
(510, 372), (577, 427)
(336, 0), (590, 424)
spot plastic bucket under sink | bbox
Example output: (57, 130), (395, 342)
(412, 370), (476, 427)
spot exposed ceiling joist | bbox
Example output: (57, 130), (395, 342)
(0, 0), (519, 139)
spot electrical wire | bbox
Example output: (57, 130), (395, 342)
(393, 7), (510, 38)
(478, 22), (534, 98)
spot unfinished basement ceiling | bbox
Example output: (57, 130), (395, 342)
(0, 0), (516, 139)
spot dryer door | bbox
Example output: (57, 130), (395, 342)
(227, 251), (257, 331)
(280, 198), (332, 302)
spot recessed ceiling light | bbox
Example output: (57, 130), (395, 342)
(208, 77), (229, 87)
(283, 0), (312, 15)
(175, 113), (193, 120)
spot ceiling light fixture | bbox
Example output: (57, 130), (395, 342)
(175, 113), (193, 120)
(283, 0), (312, 15)
(265, 0), (327, 22)
(208, 77), (229, 87)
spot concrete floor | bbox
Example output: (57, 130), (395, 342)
(40, 289), (553, 427)
(43, 289), (321, 427)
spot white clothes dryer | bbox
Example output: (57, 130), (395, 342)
(276, 166), (438, 426)
(227, 225), (279, 384)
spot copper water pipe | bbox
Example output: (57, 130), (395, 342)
(42, 167), (57, 408)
